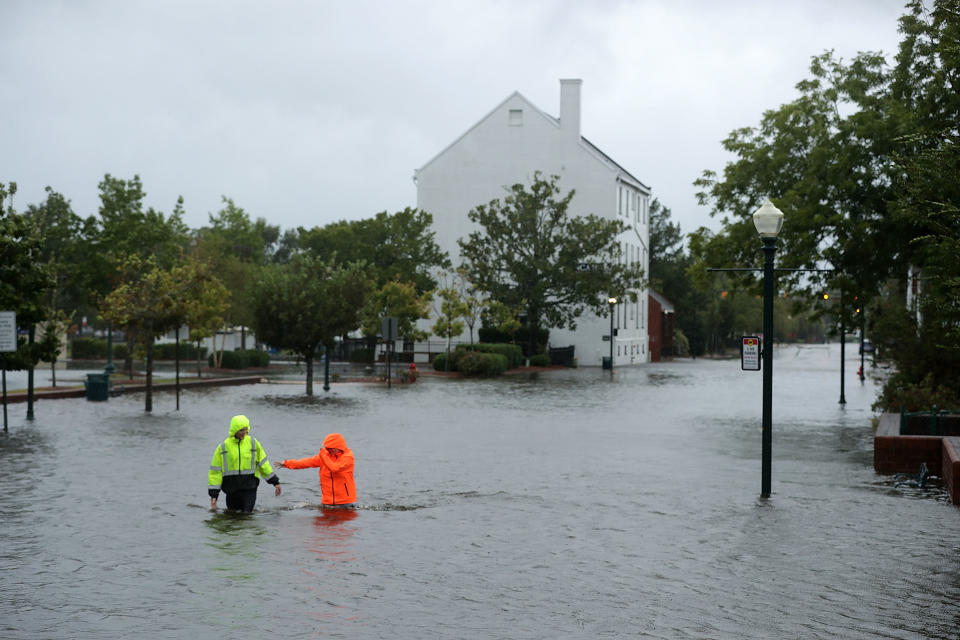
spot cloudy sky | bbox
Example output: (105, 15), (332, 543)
(1, 1), (908, 238)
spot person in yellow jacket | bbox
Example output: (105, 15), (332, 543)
(208, 415), (281, 512)
(277, 433), (356, 506)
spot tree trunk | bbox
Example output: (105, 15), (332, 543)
(196, 339), (203, 378)
(305, 354), (314, 396)
(145, 334), (154, 412)
(51, 360), (56, 387)
(215, 331), (225, 369)
(125, 334), (135, 378)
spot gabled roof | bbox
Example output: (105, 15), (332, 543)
(415, 90), (557, 175)
(415, 88), (649, 195)
(649, 290), (675, 313)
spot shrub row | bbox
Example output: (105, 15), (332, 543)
(349, 347), (375, 363)
(456, 343), (524, 368)
(70, 337), (211, 361)
(528, 353), (551, 367)
(452, 351), (509, 377)
(208, 349), (270, 370)
(431, 343), (524, 377)
(477, 326), (550, 356)
(154, 343), (207, 360)
(70, 337), (126, 360)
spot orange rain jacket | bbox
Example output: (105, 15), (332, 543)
(282, 433), (356, 505)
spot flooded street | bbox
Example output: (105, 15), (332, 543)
(1, 345), (958, 639)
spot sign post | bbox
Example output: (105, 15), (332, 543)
(741, 336), (761, 372)
(0, 311), (17, 432)
(381, 317), (398, 389)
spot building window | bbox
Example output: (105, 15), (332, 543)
(509, 109), (523, 126)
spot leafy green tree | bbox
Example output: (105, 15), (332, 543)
(361, 278), (432, 343)
(868, 0), (960, 409)
(693, 50), (904, 323)
(81, 174), (191, 374)
(252, 255), (371, 395)
(299, 207), (450, 293)
(22, 187), (85, 316)
(0, 182), (55, 373)
(648, 199), (711, 356)
(194, 197), (280, 353)
(459, 172), (645, 355)
(101, 254), (228, 412)
(431, 271), (470, 363)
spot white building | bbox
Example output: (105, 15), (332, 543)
(414, 79), (652, 366)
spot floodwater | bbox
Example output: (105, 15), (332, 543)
(1, 345), (957, 639)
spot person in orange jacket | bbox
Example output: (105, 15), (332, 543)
(276, 433), (356, 506)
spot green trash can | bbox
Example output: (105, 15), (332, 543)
(86, 373), (111, 401)
(602, 356), (612, 370)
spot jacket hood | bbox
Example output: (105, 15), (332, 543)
(323, 433), (348, 450)
(229, 415), (251, 437)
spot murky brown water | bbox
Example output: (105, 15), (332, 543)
(1, 345), (957, 639)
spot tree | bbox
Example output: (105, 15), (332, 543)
(361, 278), (432, 343)
(101, 254), (229, 412)
(22, 187), (84, 317)
(868, 0), (960, 409)
(82, 174), (191, 375)
(458, 172), (645, 355)
(251, 255), (371, 396)
(693, 50), (905, 323)
(0, 182), (55, 376)
(299, 207), (450, 293)
(194, 197), (279, 354)
(431, 271), (470, 364)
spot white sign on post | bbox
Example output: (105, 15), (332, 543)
(0, 311), (16, 352)
(381, 316), (398, 342)
(741, 336), (761, 371)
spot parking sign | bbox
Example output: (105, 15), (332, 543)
(741, 336), (760, 371)
(0, 311), (16, 352)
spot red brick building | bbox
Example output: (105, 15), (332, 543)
(647, 291), (675, 362)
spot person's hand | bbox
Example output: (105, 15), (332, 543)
(209, 497), (217, 511)
(274, 460), (285, 468)
(275, 484), (282, 497)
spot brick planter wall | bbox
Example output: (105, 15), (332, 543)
(874, 412), (960, 505)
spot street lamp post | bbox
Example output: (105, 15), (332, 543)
(104, 321), (115, 375)
(608, 296), (617, 373)
(753, 199), (784, 499)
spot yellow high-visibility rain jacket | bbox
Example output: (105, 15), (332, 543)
(208, 415), (278, 499)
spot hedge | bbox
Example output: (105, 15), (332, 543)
(154, 343), (207, 360)
(456, 351), (508, 377)
(208, 349), (270, 370)
(528, 353), (551, 367)
(349, 347), (375, 363)
(477, 326), (550, 356)
(455, 343), (524, 368)
(69, 338), (127, 360)
(432, 351), (454, 371)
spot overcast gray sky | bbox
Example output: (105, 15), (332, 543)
(1, 0), (908, 239)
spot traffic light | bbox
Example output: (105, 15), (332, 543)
(822, 293), (830, 301)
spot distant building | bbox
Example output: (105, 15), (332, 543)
(907, 264), (923, 326)
(414, 79), (652, 365)
(647, 291), (675, 362)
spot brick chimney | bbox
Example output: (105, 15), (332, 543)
(559, 78), (582, 143)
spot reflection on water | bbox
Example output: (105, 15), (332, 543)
(308, 507), (358, 562)
(1, 346), (958, 639)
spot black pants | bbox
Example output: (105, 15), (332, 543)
(224, 488), (258, 513)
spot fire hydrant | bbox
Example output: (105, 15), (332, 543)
(409, 362), (418, 383)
